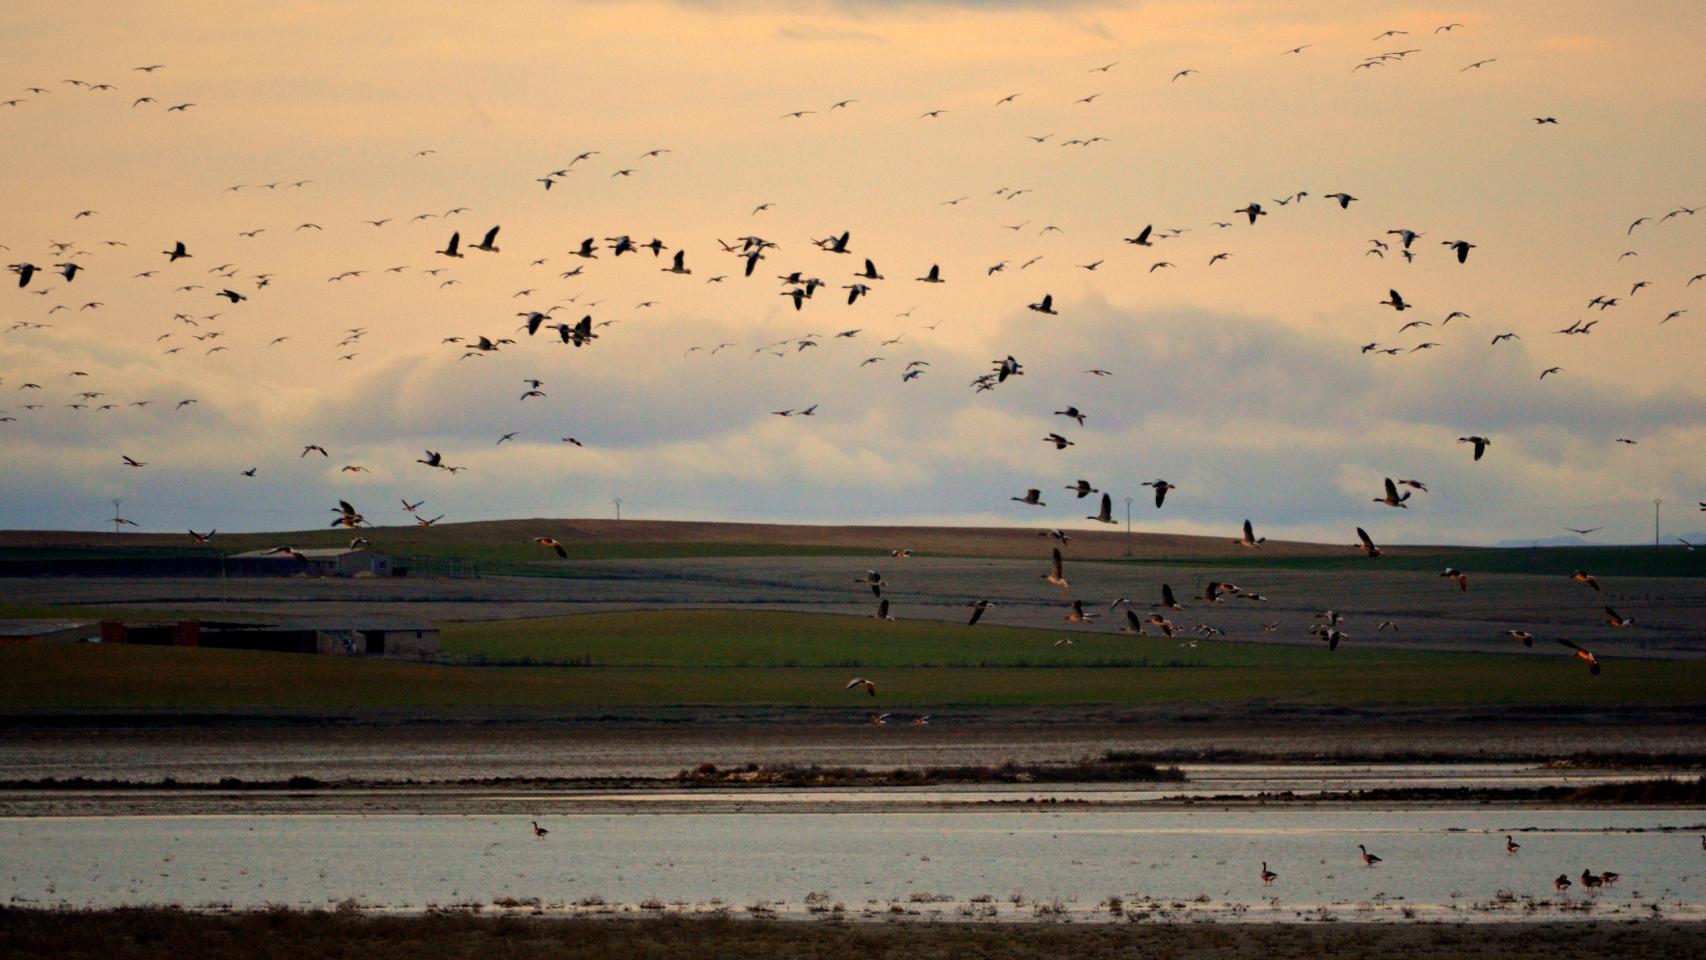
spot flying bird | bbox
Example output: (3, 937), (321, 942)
(1373, 477), (1411, 508)
(1236, 519), (1265, 548)
(1557, 638), (1601, 674)
(1141, 479), (1175, 508)
(1356, 527), (1383, 558)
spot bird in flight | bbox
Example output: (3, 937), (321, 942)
(1556, 638), (1600, 674)
(1356, 527), (1383, 558)
(1458, 436), (1490, 460)
(1087, 492), (1115, 524)
(1235, 519), (1265, 548)
(1141, 479), (1176, 508)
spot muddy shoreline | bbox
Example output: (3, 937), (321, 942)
(3, 908), (1704, 959)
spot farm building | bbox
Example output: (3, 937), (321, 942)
(79, 619), (440, 657)
(228, 547), (393, 578)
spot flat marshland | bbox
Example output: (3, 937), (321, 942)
(3, 522), (1704, 943)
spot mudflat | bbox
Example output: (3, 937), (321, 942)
(2, 910), (1703, 960)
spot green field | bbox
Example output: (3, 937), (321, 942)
(3, 610), (1701, 711)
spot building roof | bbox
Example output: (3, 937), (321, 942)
(230, 548), (384, 559)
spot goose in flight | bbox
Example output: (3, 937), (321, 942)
(1539, 367), (1563, 380)
(1374, 477), (1411, 508)
(302, 444), (329, 458)
(1387, 228), (1423, 249)
(1458, 435), (1490, 460)
(663, 250), (690, 274)
(1443, 240), (1476, 263)
(1604, 606), (1633, 628)
(1045, 548), (1069, 589)
(1557, 638), (1601, 674)
(436, 232), (463, 258)
(401, 499), (425, 512)
(873, 598), (894, 621)
(1491, 332), (1520, 344)
(846, 677), (878, 697)
(1066, 479), (1098, 498)
(817, 230), (851, 254)
(468, 226), (501, 252)
(1324, 192), (1357, 208)
(1503, 630), (1536, 648)
(330, 500), (366, 528)
(967, 600), (994, 626)
(1010, 487), (1046, 507)
(916, 264), (943, 283)
(164, 241), (191, 262)
(1042, 433), (1074, 450)
(1570, 570), (1601, 591)
(1124, 225), (1154, 246)
(1234, 202), (1267, 223)
(533, 537), (568, 558)
(1087, 492), (1116, 524)
(1236, 519), (1265, 548)
(1141, 479), (1175, 507)
(855, 569), (886, 596)
(415, 514), (445, 526)
(416, 451), (442, 468)
(1356, 527), (1383, 558)
(1439, 567), (1469, 591)
(1027, 294), (1057, 315)
(1120, 610), (1147, 635)
(1063, 599), (1095, 623)
(1380, 289), (1411, 311)
(1204, 581), (1239, 603)
(1171, 68), (1198, 81)
(1461, 58), (1497, 71)
(1565, 526), (1603, 536)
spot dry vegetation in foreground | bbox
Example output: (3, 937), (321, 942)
(2, 908), (1703, 960)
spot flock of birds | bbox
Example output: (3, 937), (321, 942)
(823, 518), (1632, 690)
(4, 23), (1703, 919)
(3, 25), (1698, 661)
(3, 28), (1700, 530)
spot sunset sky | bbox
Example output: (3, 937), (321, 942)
(2, 1), (1702, 544)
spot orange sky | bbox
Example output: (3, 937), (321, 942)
(1, 1), (1703, 543)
